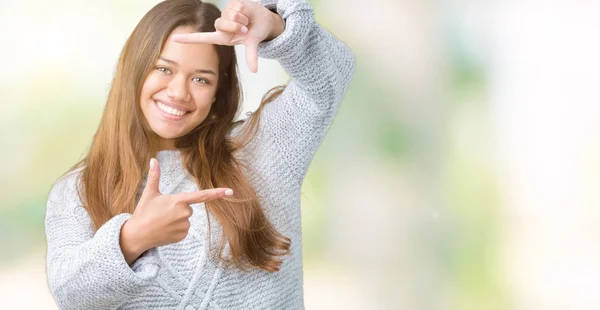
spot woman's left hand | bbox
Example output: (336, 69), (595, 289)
(171, 0), (284, 73)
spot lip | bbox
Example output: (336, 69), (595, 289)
(152, 100), (190, 121)
(153, 99), (192, 112)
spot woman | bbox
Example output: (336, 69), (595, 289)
(44, 0), (355, 309)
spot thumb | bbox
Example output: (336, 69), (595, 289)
(143, 158), (161, 196)
(245, 38), (260, 73)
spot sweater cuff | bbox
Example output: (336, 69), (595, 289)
(95, 213), (161, 295)
(257, 0), (314, 60)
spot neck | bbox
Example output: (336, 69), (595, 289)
(149, 134), (177, 153)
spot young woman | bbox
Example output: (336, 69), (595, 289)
(44, 0), (355, 308)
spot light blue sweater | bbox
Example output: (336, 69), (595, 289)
(44, 0), (355, 309)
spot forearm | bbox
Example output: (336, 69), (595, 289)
(257, 0), (355, 106)
(47, 213), (161, 309)
(265, 9), (284, 41)
(249, 0), (356, 184)
(45, 171), (162, 310)
(120, 219), (150, 266)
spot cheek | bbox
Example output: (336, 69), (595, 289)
(192, 88), (217, 110)
(140, 75), (162, 98)
(187, 92), (216, 124)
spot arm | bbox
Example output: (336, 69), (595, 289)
(253, 0), (356, 185)
(171, 0), (355, 186)
(45, 171), (161, 310)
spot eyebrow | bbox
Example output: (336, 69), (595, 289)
(158, 57), (217, 76)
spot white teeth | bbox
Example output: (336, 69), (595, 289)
(156, 101), (186, 116)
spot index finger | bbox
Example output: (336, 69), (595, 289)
(171, 32), (229, 45)
(174, 188), (233, 204)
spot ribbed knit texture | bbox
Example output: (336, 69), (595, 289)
(44, 0), (355, 309)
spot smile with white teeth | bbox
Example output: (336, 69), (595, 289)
(156, 101), (187, 116)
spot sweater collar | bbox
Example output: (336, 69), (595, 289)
(153, 149), (189, 195)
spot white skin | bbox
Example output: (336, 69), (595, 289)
(120, 0), (285, 266)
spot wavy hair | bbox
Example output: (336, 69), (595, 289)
(68, 0), (289, 272)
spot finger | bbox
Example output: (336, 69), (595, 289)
(186, 205), (193, 218)
(222, 8), (250, 27)
(143, 158), (161, 195)
(175, 203), (194, 219)
(227, 0), (251, 16)
(244, 38), (260, 73)
(171, 31), (229, 45)
(175, 188), (234, 205)
(215, 17), (248, 34)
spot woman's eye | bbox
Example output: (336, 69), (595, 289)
(156, 67), (171, 74)
(192, 77), (209, 84)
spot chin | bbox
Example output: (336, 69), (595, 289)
(155, 129), (188, 140)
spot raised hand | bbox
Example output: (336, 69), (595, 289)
(120, 158), (233, 265)
(171, 0), (285, 73)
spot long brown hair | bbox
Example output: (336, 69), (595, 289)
(69, 0), (290, 272)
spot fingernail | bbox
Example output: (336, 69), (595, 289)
(225, 189), (233, 196)
(241, 26), (248, 33)
(150, 158), (155, 169)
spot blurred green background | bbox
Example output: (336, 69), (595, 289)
(2, 0), (600, 309)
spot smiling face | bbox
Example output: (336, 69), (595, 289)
(139, 25), (220, 151)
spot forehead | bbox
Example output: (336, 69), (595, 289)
(160, 26), (219, 70)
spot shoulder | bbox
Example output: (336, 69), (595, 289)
(47, 166), (85, 207)
(45, 166), (96, 240)
(227, 87), (287, 145)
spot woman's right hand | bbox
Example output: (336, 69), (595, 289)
(120, 158), (232, 265)
(171, 0), (285, 73)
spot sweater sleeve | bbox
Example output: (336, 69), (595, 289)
(44, 170), (161, 310)
(248, 0), (356, 185)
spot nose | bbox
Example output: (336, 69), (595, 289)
(166, 75), (191, 102)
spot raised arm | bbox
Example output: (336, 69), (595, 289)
(171, 0), (356, 186)
(253, 0), (356, 185)
(44, 171), (161, 310)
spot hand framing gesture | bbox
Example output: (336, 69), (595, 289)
(171, 0), (285, 73)
(120, 158), (233, 264)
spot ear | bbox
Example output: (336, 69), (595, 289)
(212, 97), (216, 103)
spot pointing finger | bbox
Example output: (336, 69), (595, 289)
(175, 188), (234, 205)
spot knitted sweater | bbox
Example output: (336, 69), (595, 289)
(44, 0), (355, 309)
